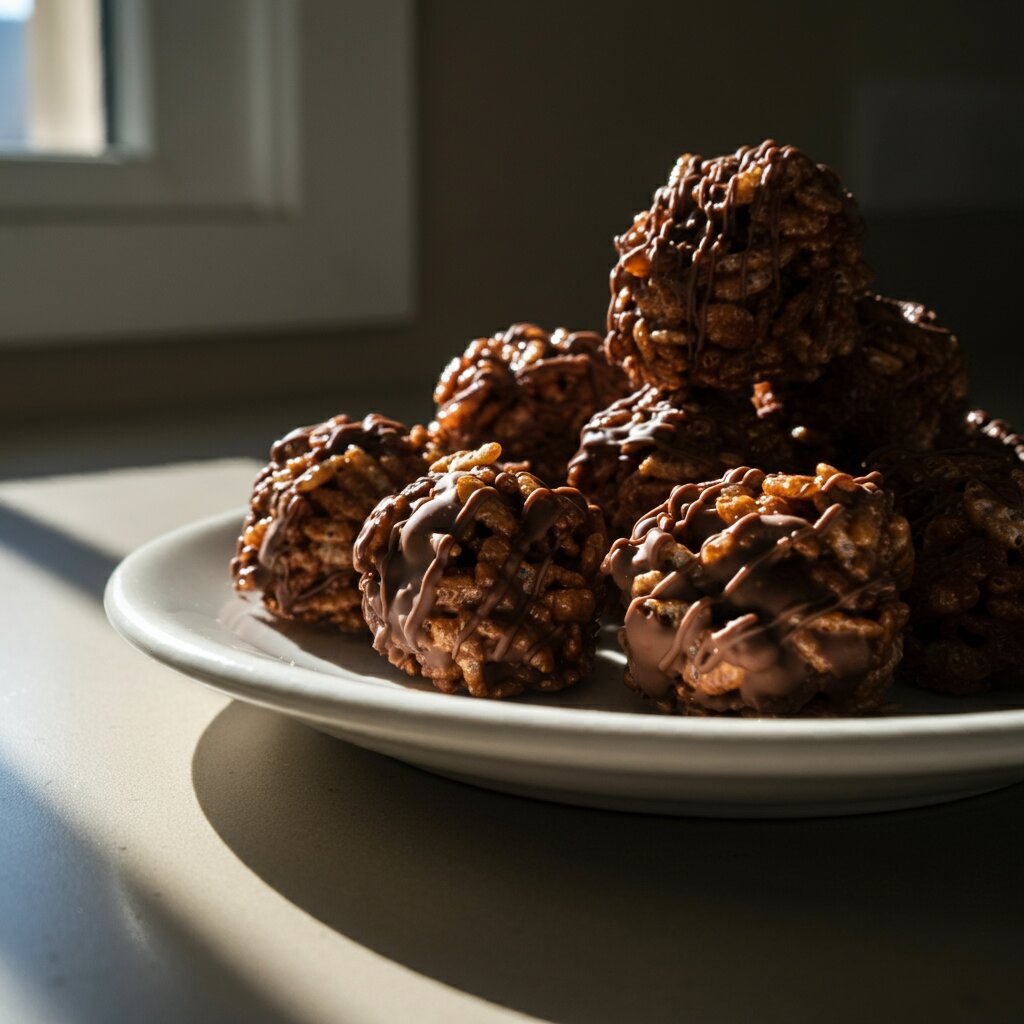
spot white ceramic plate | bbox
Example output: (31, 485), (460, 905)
(105, 509), (1024, 818)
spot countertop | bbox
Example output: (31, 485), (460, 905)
(2, 459), (1023, 1024)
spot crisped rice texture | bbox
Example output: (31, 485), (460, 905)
(231, 413), (432, 632)
(567, 385), (798, 540)
(354, 444), (608, 698)
(873, 445), (1024, 694)
(432, 323), (629, 484)
(604, 465), (912, 717)
(606, 140), (871, 392)
(762, 294), (967, 468)
(966, 409), (1024, 465)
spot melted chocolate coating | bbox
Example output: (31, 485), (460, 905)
(871, 442), (1024, 694)
(764, 294), (968, 467)
(231, 413), (430, 632)
(567, 385), (798, 539)
(255, 415), (414, 596)
(607, 140), (870, 392)
(605, 467), (911, 716)
(432, 323), (629, 483)
(354, 459), (607, 698)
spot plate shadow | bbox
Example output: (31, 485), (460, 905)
(193, 702), (1024, 1024)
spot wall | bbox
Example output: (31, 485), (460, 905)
(1, 0), (1021, 432)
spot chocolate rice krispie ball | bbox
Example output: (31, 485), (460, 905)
(354, 444), (608, 698)
(231, 413), (432, 632)
(567, 385), (798, 541)
(607, 140), (872, 392)
(432, 322), (629, 484)
(605, 465), (913, 716)
(873, 444), (1024, 694)
(763, 294), (967, 467)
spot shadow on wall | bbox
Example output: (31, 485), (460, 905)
(193, 701), (1024, 1024)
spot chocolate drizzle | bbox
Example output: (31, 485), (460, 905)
(569, 388), (781, 475)
(606, 140), (870, 391)
(355, 465), (598, 688)
(255, 414), (418, 607)
(614, 143), (793, 361)
(570, 390), (716, 471)
(432, 323), (629, 483)
(270, 413), (413, 466)
(606, 467), (908, 715)
(230, 412), (430, 632)
(566, 386), (796, 540)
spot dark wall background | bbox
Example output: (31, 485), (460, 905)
(2, 0), (1022, 436)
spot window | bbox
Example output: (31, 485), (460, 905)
(0, 0), (415, 343)
(0, 0), (108, 155)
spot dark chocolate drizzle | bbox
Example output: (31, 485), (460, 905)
(254, 413), (419, 614)
(566, 387), (796, 542)
(612, 141), (793, 362)
(270, 413), (412, 465)
(572, 390), (690, 469)
(606, 140), (869, 392)
(356, 470), (575, 677)
(568, 388), (738, 478)
(607, 468), (894, 711)
(433, 324), (626, 473)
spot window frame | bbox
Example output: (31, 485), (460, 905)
(0, 0), (415, 344)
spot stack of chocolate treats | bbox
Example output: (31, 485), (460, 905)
(231, 141), (1024, 715)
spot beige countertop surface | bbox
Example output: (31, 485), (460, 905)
(2, 459), (1023, 1024)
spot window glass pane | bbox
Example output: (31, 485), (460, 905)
(0, 0), (108, 155)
